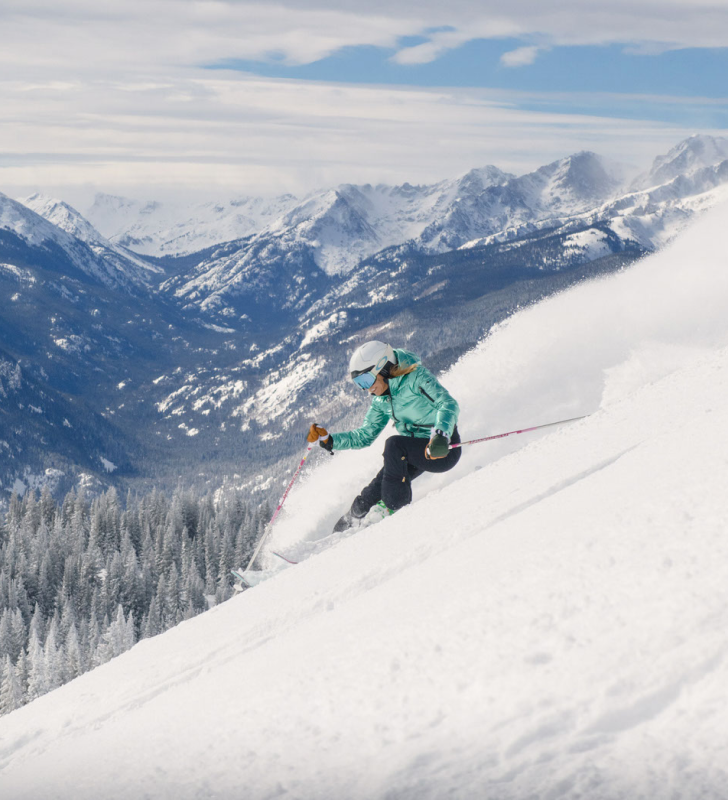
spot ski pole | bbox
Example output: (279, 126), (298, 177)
(449, 414), (588, 449)
(243, 444), (313, 573)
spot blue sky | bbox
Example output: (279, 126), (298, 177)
(211, 39), (728, 128)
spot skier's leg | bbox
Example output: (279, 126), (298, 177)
(337, 429), (460, 529)
(401, 427), (462, 475)
(353, 467), (385, 515)
(332, 467), (385, 532)
(380, 436), (419, 510)
(380, 430), (461, 510)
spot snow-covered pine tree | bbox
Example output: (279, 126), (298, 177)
(0, 654), (23, 714)
(0, 484), (263, 716)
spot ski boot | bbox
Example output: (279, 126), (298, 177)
(332, 496), (370, 533)
(363, 500), (396, 526)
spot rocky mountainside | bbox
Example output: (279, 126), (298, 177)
(3, 135), (728, 505)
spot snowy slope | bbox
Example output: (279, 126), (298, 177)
(2, 203), (728, 799)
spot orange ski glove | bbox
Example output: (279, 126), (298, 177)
(307, 423), (329, 443)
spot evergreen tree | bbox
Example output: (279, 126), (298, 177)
(0, 655), (23, 715)
(142, 597), (162, 640)
(95, 605), (131, 666)
(0, 610), (13, 661)
(15, 649), (29, 703)
(26, 630), (48, 702)
(64, 623), (83, 682)
(0, 483), (259, 716)
(43, 618), (62, 692)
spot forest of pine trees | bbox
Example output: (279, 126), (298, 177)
(0, 485), (268, 716)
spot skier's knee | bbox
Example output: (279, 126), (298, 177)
(381, 478), (412, 511)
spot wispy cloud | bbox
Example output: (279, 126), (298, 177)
(3, 1), (728, 75)
(500, 46), (541, 68)
(1, 70), (715, 202)
(0, 1), (726, 202)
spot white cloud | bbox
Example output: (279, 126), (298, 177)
(500, 46), (541, 68)
(0, 69), (715, 203)
(2, 1), (727, 76)
(0, 1), (727, 201)
(392, 23), (519, 65)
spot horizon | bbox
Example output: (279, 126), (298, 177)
(5, 133), (725, 211)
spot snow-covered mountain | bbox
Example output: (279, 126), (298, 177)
(156, 154), (625, 314)
(86, 192), (301, 257)
(443, 140), (728, 256)
(262, 165), (517, 273)
(76, 139), (728, 324)
(154, 170), (520, 316)
(1, 192), (155, 290)
(632, 133), (728, 190)
(153, 142), (728, 320)
(2, 200), (728, 799)
(0, 196), (238, 498)
(20, 193), (162, 286)
(417, 151), (624, 252)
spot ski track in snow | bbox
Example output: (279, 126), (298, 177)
(2, 203), (728, 798)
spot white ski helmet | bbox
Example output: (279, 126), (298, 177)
(349, 340), (396, 388)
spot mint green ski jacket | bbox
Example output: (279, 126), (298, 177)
(331, 349), (460, 451)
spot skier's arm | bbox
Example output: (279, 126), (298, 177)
(412, 367), (460, 438)
(330, 401), (389, 451)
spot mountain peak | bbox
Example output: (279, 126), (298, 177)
(21, 193), (106, 245)
(532, 151), (623, 209)
(1, 192), (76, 248)
(454, 165), (513, 195)
(634, 134), (728, 190)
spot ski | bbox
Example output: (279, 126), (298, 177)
(231, 556), (294, 590)
(233, 503), (395, 587)
(230, 567), (277, 590)
(230, 567), (252, 591)
(271, 550), (299, 565)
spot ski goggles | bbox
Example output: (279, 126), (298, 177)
(352, 370), (377, 390)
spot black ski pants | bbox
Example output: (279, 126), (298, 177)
(352, 428), (461, 515)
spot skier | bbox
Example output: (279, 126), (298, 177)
(307, 341), (462, 532)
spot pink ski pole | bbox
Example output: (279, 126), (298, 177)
(450, 414), (588, 449)
(243, 445), (313, 572)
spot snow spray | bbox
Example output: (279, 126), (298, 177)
(243, 445), (314, 572)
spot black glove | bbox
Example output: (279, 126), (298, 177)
(319, 435), (333, 454)
(426, 429), (450, 460)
